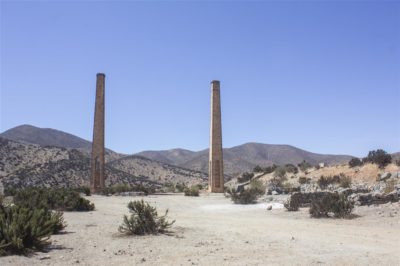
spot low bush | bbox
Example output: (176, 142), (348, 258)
(3, 187), (17, 197)
(273, 166), (286, 178)
(73, 186), (91, 196)
(298, 160), (312, 172)
(263, 165), (278, 174)
(298, 176), (310, 184)
(13, 188), (95, 212)
(0, 205), (66, 256)
(317, 175), (340, 189)
(396, 160), (400, 167)
(175, 183), (187, 193)
(102, 184), (155, 196)
(184, 186), (199, 197)
(384, 179), (396, 194)
(317, 174), (352, 189)
(118, 200), (175, 235)
(284, 164), (298, 174)
(309, 193), (353, 218)
(238, 172), (254, 183)
(253, 165), (263, 173)
(363, 149), (392, 169)
(348, 158), (363, 168)
(227, 180), (265, 204)
(339, 176), (352, 188)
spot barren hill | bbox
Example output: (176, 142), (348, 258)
(1, 124), (92, 150)
(137, 143), (354, 176)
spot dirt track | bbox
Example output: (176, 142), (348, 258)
(1, 194), (399, 265)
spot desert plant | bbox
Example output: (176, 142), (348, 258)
(284, 164), (298, 174)
(118, 200), (175, 235)
(317, 175), (339, 189)
(0, 205), (65, 256)
(49, 211), (67, 234)
(396, 160), (400, 167)
(263, 164), (278, 174)
(227, 188), (259, 204)
(298, 176), (310, 184)
(309, 193), (353, 218)
(384, 179), (396, 194)
(227, 181), (264, 205)
(238, 172), (254, 183)
(273, 166), (286, 178)
(249, 179), (266, 195)
(184, 186), (200, 197)
(339, 176), (352, 188)
(349, 158), (363, 168)
(253, 165), (263, 173)
(73, 186), (91, 196)
(363, 149), (392, 168)
(284, 195), (300, 211)
(13, 188), (95, 212)
(3, 187), (17, 197)
(298, 160), (312, 172)
(175, 183), (187, 193)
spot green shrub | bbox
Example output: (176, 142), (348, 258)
(363, 149), (392, 168)
(249, 179), (266, 195)
(0, 205), (65, 256)
(284, 164), (298, 174)
(13, 188), (95, 212)
(317, 174), (351, 189)
(298, 160), (312, 172)
(3, 187), (17, 197)
(227, 182), (264, 205)
(49, 211), (66, 234)
(349, 158), (363, 168)
(274, 166), (286, 178)
(263, 164), (278, 174)
(175, 183), (187, 193)
(298, 176), (310, 184)
(238, 172), (254, 183)
(253, 165), (263, 173)
(102, 184), (155, 195)
(73, 186), (91, 196)
(309, 193), (353, 218)
(184, 186), (200, 197)
(118, 200), (175, 235)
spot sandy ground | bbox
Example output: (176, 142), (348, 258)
(1, 194), (400, 266)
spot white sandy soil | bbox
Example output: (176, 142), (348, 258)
(1, 194), (399, 266)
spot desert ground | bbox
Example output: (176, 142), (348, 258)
(1, 194), (400, 266)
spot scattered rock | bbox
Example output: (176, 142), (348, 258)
(39, 255), (51, 260)
(267, 205), (272, 210)
(379, 173), (392, 182)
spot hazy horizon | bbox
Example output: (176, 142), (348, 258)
(1, 1), (399, 157)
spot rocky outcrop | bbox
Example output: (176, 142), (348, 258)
(351, 191), (399, 206)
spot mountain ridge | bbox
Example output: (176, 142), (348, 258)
(3, 124), (398, 176)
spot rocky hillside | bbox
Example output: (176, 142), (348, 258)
(137, 143), (354, 176)
(0, 137), (207, 191)
(0, 124), (125, 162)
(1, 124), (92, 149)
(108, 155), (207, 185)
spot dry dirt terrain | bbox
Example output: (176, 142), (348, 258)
(1, 194), (399, 266)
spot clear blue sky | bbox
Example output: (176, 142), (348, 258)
(1, 0), (399, 156)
